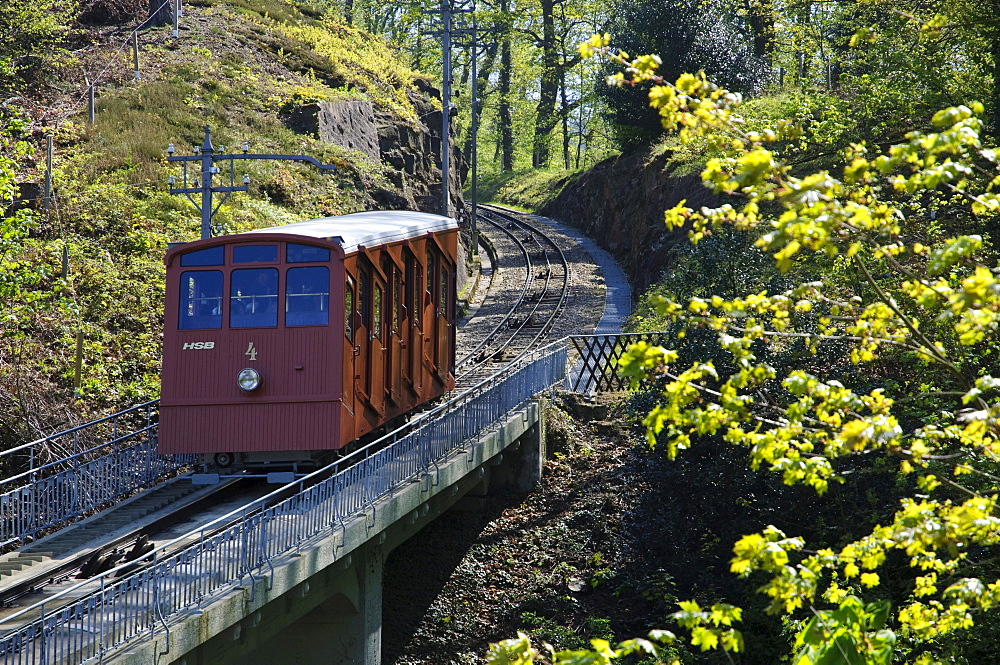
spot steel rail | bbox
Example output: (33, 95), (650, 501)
(455, 209), (544, 374)
(454, 210), (534, 368)
(485, 206), (570, 363)
(455, 206), (570, 382)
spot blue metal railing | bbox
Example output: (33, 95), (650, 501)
(0, 401), (194, 547)
(0, 340), (568, 665)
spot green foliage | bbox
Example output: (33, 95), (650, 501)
(0, 0), (77, 96)
(0, 122), (54, 320)
(795, 597), (895, 665)
(481, 168), (581, 210)
(520, 611), (588, 651)
(576, 36), (1000, 664)
(597, 0), (765, 147)
(488, 630), (679, 665)
(274, 19), (418, 120)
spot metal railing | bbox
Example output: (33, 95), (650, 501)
(566, 333), (672, 394)
(0, 401), (193, 547)
(0, 341), (568, 665)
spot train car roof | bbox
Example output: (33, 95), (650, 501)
(243, 210), (458, 254)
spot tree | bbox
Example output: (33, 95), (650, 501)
(522, 0), (599, 167)
(0, 0), (76, 98)
(493, 33), (1000, 664)
(596, 0), (765, 148)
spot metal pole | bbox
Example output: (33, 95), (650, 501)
(88, 85), (95, 125)
(168, 126), (334, 236)
(200, 126), (215, 239)
(173, 0), (180, 37)
(469, 20), (479, 259)
(440, 0), (452, 218)
(133, 31), (141, 81)
(44, 135), (53, 211)
(74, 331), (84, 391)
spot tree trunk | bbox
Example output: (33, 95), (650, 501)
(462, 40), (499, 164)
(147, 0), (174, 27)
(560, 68), (570, 169)
(745, 0), (774, 63)
(532, 0), (559, 167)
(499, 35), (514, 171)
(992, 0), (1000, 136)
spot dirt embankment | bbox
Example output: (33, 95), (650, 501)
(383, 396), (652, 664)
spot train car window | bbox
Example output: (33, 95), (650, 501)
(439, 268), (448, 317)
(426, 250), (435, 295)
(381, 257), (397, 335)
(178, 271), (223, 329)
(233, 245), (277, 263)
(286, 267), (330, 326)
(345, 279), (355, 341)
(374, 284), (383, 339)
(287, 244), (331, 263)
(412, 264), (422, 326)
(359, 269), (371, 331)
(180, 247), (224, 267)
(393, 271), (402, 332)
(230, 268), (279, 328)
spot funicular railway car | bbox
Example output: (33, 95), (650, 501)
(158, 211), (459, 473)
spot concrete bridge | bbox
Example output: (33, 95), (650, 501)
(0, 343), (567, 665)
(121, 400), (546, 665)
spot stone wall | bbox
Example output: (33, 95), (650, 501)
(536, 148), (718, 293)
(317, 100), (380, 163)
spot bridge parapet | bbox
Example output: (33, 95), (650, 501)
(0, 329), (655, 551)
(566, 332), (673, 394)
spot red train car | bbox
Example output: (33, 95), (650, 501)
(158, 211), (459, 471)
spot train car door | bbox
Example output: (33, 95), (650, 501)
(408, 251), (424, 395)
(355, 266), (371, 405)
(437, 264), (454, 381)
(424, 247), (439, 378)
(383, 255), (403, 406)
(342, 275), (358, 433)
(400, 251), (413, 392)
(368, 274), (387, 415)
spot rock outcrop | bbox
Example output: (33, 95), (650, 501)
(536, 148), (718, 293)
(286, 79), (467, 217)
(373, 78), (467, 217)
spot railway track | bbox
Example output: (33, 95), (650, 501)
(0, 477), (273, 630)
(454, 205), (570, 387)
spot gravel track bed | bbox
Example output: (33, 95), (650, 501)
(455, 219), (531, 360)
(455, 208), (608, 376)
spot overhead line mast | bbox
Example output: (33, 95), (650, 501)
(427, 0), (479, 254)
(167, 125), (338, 239)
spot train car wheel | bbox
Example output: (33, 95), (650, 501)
(215, 452), (235, 468)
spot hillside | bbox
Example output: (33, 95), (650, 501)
(0, 0), (464, 447)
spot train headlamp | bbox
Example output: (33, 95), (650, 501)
(237, 368), (261, 392)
